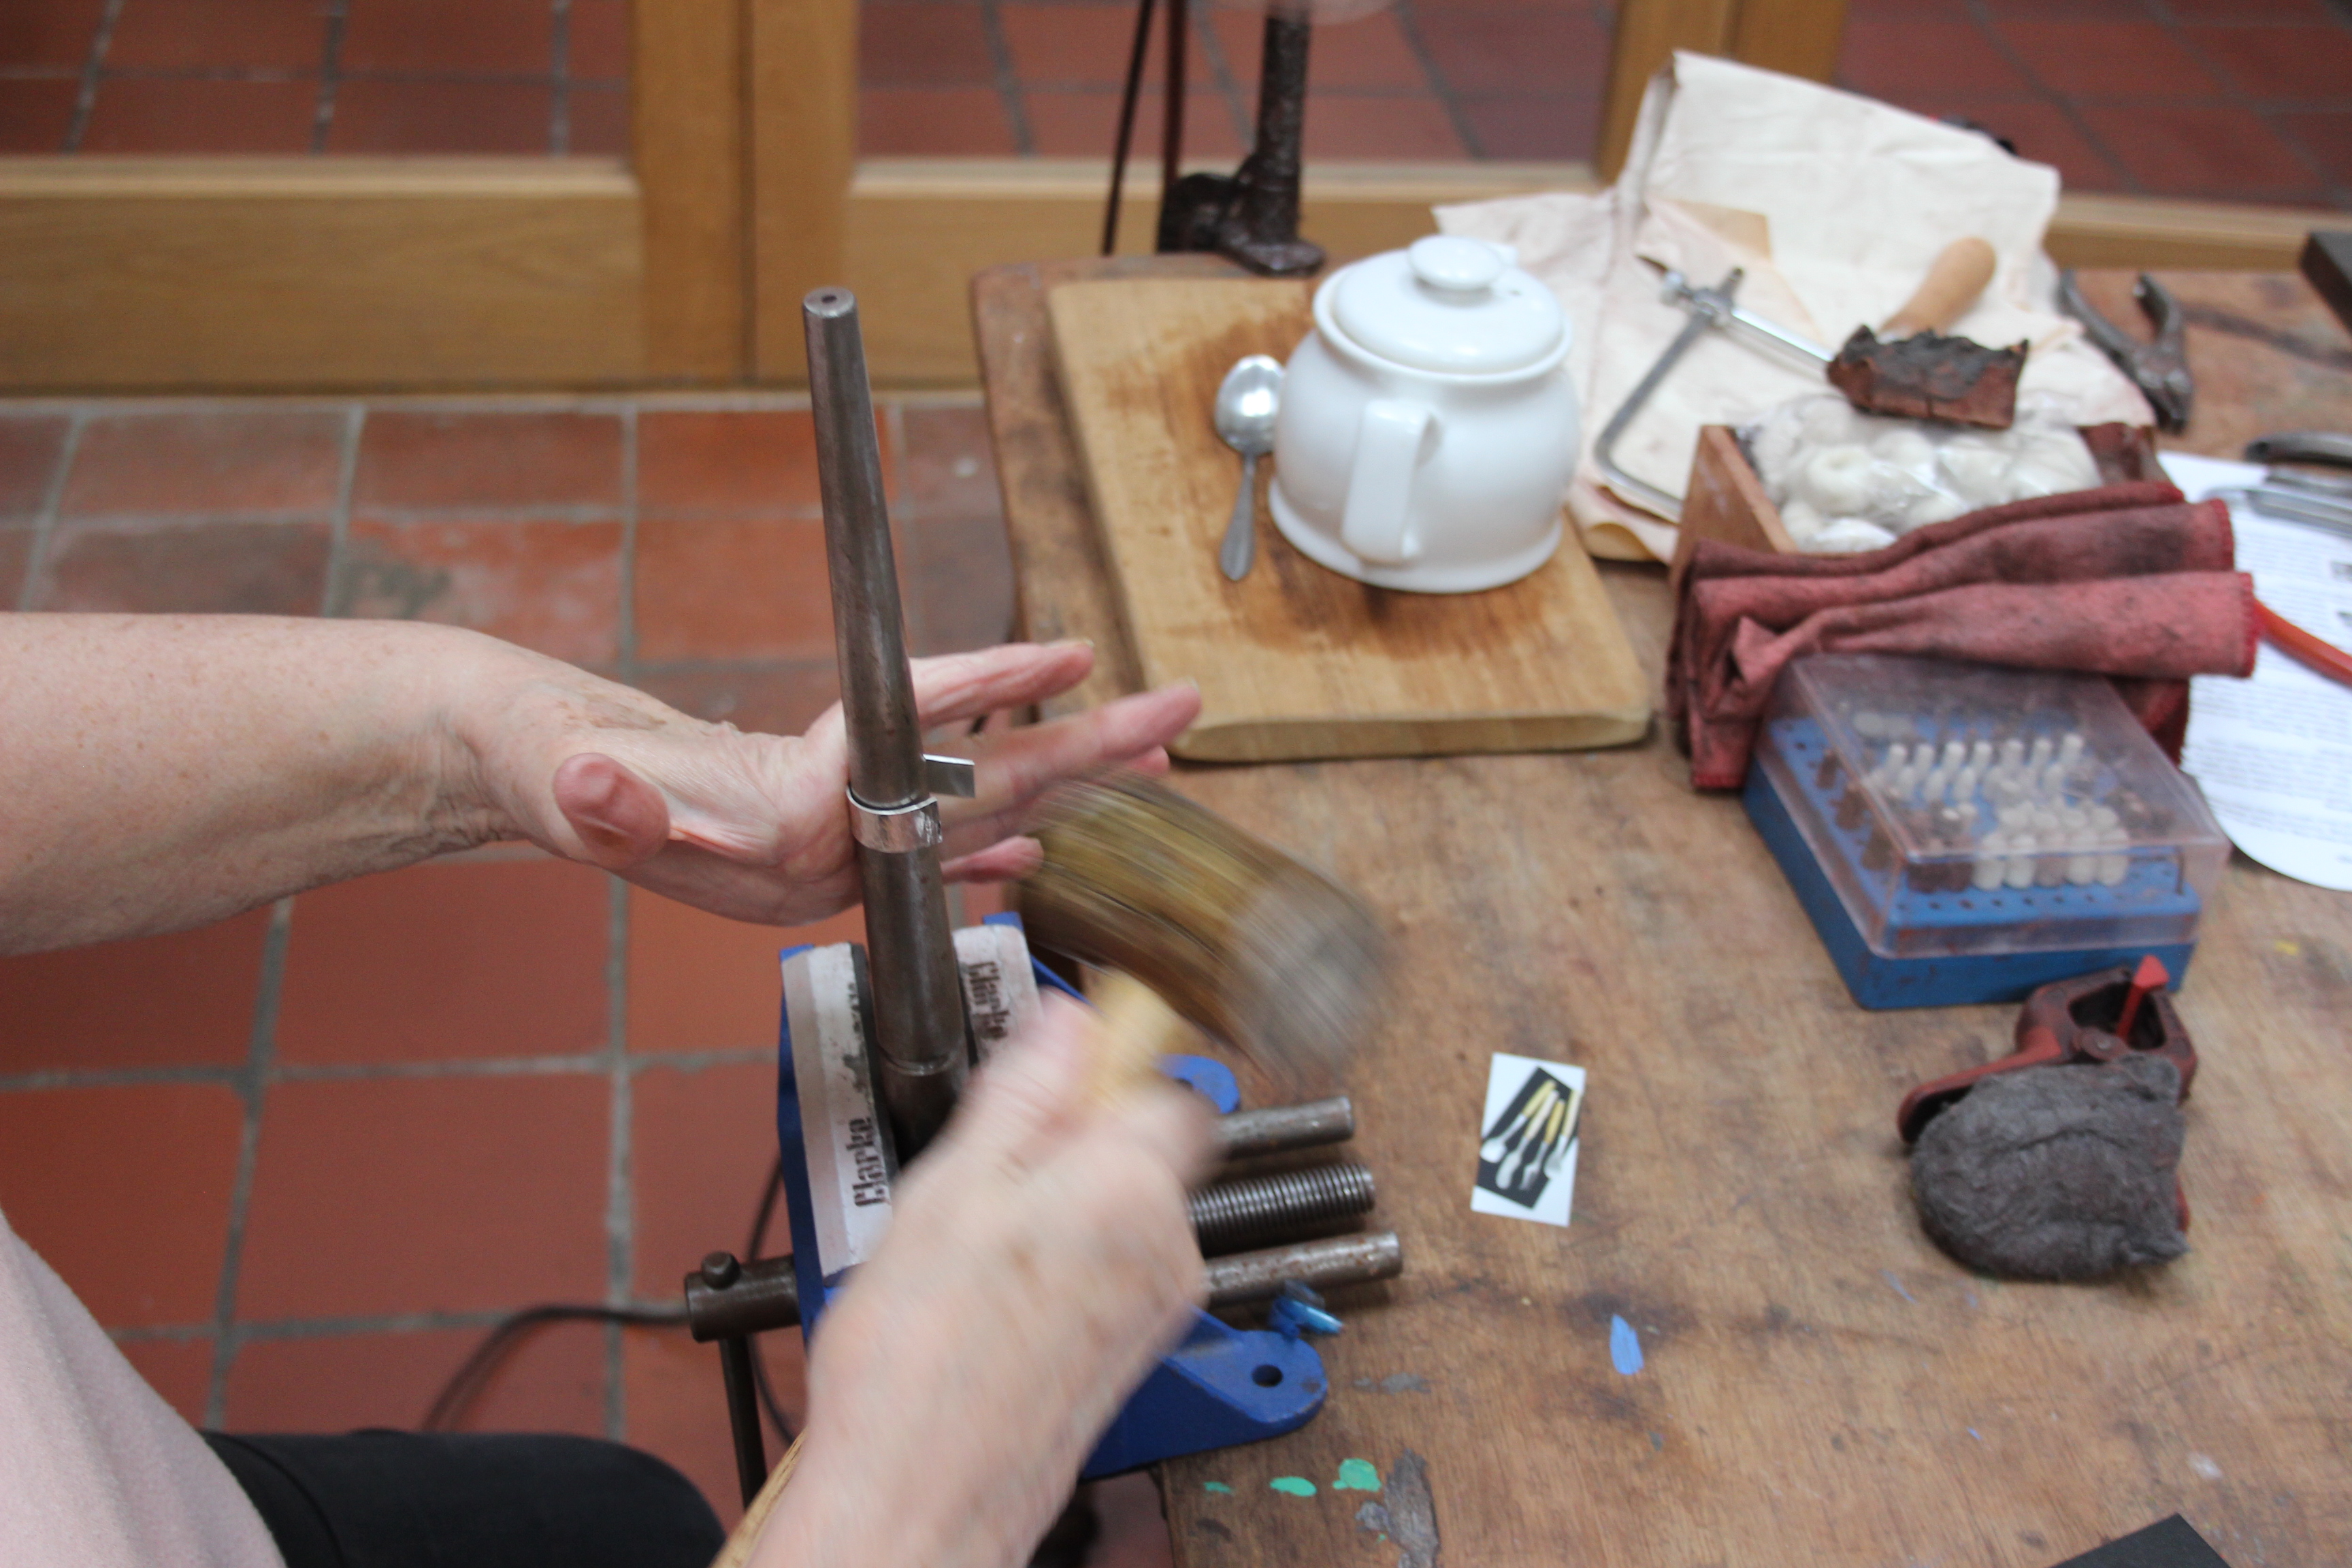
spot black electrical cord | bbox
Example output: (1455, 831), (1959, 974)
(421, 1303), (687, 1432)
(742, 1154), (798, 1444)
(420, 1159), (800, 1438)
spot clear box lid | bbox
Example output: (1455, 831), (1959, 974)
(1754, 654), (2229, 960)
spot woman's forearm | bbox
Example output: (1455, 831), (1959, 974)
(1, 614), (1202, 957)
(0, 613), (521, 954)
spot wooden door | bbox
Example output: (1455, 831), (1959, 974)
(0, 0), (853, 391)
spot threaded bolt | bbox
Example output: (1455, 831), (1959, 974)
(1190, 1162), (1376, 1254)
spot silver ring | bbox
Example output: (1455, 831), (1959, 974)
(851, 793), (943, 852)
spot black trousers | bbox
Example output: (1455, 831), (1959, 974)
(202, 1431), (725, 1568)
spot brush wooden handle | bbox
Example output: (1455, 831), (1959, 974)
(707, 1434), (805, 1568)
(1883, 238), (1996, 338)
(1084, 973), (1200, 1105)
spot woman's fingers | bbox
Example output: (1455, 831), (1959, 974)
(929, 994), (1094, 1173)
(911, 642), (1098, 730)
(934, 682), (1197, 859)
(800, 644), (1096, 761)
(1104, 1077), (1219, 1193)
(940, 836), (1043, 884)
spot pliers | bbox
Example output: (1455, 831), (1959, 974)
(2059, 270), (2194, 433)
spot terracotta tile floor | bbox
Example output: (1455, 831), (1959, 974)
(863, 0), (2352, 199)
(0, 393), (1030, 1530)
(9, 0), (2346, 206)
(1, 0), (630, 154)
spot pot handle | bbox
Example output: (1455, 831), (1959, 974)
(1340, 399), (1433, 566)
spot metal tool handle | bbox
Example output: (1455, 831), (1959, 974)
(804, 287), (970, 1158)
(1220, 451), (1258, 581)
(2247, 431), (2352, 470)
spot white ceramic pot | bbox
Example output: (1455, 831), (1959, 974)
(1269, 235), (1578, 593)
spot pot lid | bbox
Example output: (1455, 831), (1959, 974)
(1330, 235), (1565, 375)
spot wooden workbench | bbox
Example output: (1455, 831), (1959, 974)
(974, 257), (2352, 1568)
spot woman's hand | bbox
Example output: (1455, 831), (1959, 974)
(459, 640), (1200, 926)
(753, 996), (1213, 1568)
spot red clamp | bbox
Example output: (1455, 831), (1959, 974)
(1897, 956), (2196, 1146)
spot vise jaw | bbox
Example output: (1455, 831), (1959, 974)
(774, 913), (1329, 1480)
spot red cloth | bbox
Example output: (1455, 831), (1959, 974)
(1667, 483), (2258, 789)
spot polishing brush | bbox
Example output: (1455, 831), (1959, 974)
(1019, 773), (1386, 1097)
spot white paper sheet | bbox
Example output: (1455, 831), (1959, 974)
(2164, 452), (2352, 892)
(1437, 52), (2153, 561)
(1469, 1052), (1585, 1228)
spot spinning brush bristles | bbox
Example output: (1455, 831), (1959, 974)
(1020, 774), (1386, 1092)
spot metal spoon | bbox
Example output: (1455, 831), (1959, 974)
(1213, 355), (1283, 581)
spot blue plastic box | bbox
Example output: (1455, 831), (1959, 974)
(1744, 655), (2225, 1010)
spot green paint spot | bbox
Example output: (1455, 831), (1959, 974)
(1203, 1483), (1232, 1495)
(1334, 1458), (1382, 1492)
(1269, 1477), (1318, 1497)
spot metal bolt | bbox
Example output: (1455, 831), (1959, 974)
(700, 1251), (741, 1288)
(1215, 1096), (1354, 1162)
(1203, 1231), (1404, 1306)
(1190, 1161), (1376, 1254)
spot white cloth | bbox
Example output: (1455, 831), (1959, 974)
(0, 1205), (282, 1568)
(1438, 52), (2153, 562)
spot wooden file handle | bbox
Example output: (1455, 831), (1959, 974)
(1882, 237), (1997, 338)
(708, 1434), (804, 1568)
(1083, 972), (1200, 1105)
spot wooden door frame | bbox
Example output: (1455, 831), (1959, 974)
(0, 0), (781, 391)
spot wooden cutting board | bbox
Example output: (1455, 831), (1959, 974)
(1045, 276), (1652, 762)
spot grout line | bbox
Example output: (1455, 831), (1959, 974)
(0, 1047), (772, 1098)
(2142, 0), (2351, 208)
(312, 0), (349, 155)
(1188, 5), (1251, 150)
(1962, 0), (2145, 196)
(62, 0), (125, 154)
(0, 389), (982, 416)
(0, 1063), (241, 1094)
(1392, 0), (1484, 161)
(979, 0), (1038, 156)
(551, 0), (574, 157)
(16, 411), (84, 614)
(204, 896), (293, 1427)
(115, 1300), (691, 1348)
(31, 509), (340, 529)
(62, 66), (327, 83)
(606, 403), (642, 1438)
(333, 502), (634, 526)
(323, 404), (363, 617)
(602, 872), (634, 1441)
(275, 1053), (611, 1081)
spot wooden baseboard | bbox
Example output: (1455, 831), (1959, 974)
(2046, 193), (2342, 272)
(0, 157), (644, 391)
(0, 153), (2334, 392)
